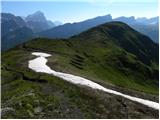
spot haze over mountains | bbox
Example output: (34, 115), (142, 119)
(40, 15), (159, 43)
(25, 11), (56, 33)
(1, 11), (62, 50)
(1, 13), (34, 51)
(1, 11), (159, 51)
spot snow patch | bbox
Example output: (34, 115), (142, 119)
(32, 52), (51, 57)
(28, 52), (159, 110)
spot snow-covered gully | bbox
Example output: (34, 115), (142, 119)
(28, 52), (159, 110)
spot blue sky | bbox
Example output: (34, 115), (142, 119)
(1, 0), (159, 23)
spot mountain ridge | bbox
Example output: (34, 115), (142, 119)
(1, 12), (159, 51)
(39, 14), (112, 38)
(72, 22), (158, 65)
(39, 14), (159, 43)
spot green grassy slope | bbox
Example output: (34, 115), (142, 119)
(1, 22), (159, 118)
(1, 49), (158, 119)
(20, 22), (159, 94)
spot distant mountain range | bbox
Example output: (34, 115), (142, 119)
(1, 11), (63, 51)
(40, 15), (159, 43)
(1, 11), (159, 51)
(39, 14), (112, 38)
(113, 16), (158, 25)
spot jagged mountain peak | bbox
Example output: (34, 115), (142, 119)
(113, 16), (136, 23)
(33, 10), (44, 15)
(25, 11), (46, 22)
(24, 11), (55, 33)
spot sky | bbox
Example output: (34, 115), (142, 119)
(1, 0), (159, 23)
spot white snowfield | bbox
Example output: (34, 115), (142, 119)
(28, 52), (159, 110)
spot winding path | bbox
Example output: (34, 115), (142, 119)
(28, 52), (159, 110)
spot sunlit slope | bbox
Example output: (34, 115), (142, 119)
(3, 22), (158, 94)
